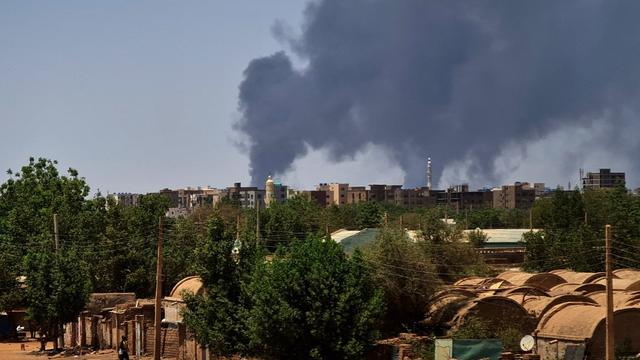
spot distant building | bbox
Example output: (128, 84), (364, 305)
(273, 181), (288, 203)
(159, 188), (180, 208)
(316, 183), (348, 206)
(226, 182), (264, 209)
(492, 182), (536, 209)
(393, 187), (432, 208)
(429, 186), (492, 210)
(368, 184), (402, 204)
(582, 168), (626, 190)
(116, 193), (141, 207)
(159, 187), (224, 211)
(347, 186), (368, 204)
(297, 190), (329, 208)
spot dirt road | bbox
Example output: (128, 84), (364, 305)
(0, 340), (138, 360)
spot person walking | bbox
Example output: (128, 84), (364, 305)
(118, 335), (129, 360)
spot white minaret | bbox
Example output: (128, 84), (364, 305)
(265, 175), (275, 207)
(427, 156), (432, 189)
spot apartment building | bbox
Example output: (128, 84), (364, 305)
(347, 186), (368, 204)
(492, 182), (536, 209)
(226, 182), (265, 209)
(582, 168), (626, 190)
(116, 193), (141, 207)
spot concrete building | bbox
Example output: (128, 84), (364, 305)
(582, 168), (626, 190)
(273, 182), (288, 204)
(298, 190), (329, 208)
(116, 193), (141, 207)
(432, 186), (493, 210)
(368, 184), (402, 204)
(159, 188), (180, 208)
(226, 182), (265, 209)
(492, 182), (536, 209)
(347, 186), (368, 204)
(393, 187), (432, 207)
(159, 187), (224, 211)
(316, 183), (348, 206)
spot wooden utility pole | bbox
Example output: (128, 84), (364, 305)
(154, 217), (164, 360)
(53, 213), (59, 250)
(256, 201), (260, 246)
(53, 214), (64, 349)
(236, 213), (241, 241)
(605, 224), (614, 360)
(529, 209), (533, 231)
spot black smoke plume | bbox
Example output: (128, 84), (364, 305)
(236, 1), (640, 187)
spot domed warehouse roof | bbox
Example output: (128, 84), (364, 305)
(497, 271), (566, 291)
(169, 276), (205, 301)
(536, 303), (640, 359)
(550, 270), (605, 284)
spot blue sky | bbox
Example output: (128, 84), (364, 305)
(0, 1), (307, 193)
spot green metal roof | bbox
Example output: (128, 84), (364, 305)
(339, 228), (380, 253)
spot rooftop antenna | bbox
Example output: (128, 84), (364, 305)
(427, 156), (432, 189)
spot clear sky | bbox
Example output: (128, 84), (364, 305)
(0, 1), (307, 194)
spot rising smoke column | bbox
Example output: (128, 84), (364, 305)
(235, 0), (640, 187)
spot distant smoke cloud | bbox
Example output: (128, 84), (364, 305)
(235, 1), (640, 187)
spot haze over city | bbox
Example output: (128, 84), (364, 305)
(2, 0), (639, 193)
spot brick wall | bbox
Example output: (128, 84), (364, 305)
(146, 326), (180, 359)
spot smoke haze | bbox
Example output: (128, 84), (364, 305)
(235, 1), (640, 188)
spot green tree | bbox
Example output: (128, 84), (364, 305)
(182, 215), (257, 356)
(362, 227), (440, 334)
(418, 213), (488, 282)
(355, 202), (383, 229)
(466, 229), (488, 248)
(24, 244), (91, 350)
(246, 237), (384, 360)
(163, 216), (200, 294)
(0, 158), (93, 347)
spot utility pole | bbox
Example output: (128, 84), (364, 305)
(53, 213), (63, 349)
(605, 224), (614, 360)
(236, 213), (240, 241)
(154, 217), (164, 360)
(256, 201), (260, 246)
(53, 213), (59, 250)
(529, 209), (533, 231)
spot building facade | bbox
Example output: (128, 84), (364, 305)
(347, 186), (368, 204)
(582, 168), (626, 190)
(492, 182), (536, 209)
(226, 182), (265, 209)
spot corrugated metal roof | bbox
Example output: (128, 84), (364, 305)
(463, 228), (540, 244)
(330, 229), (362, 243)
(336, 228), (380, 253)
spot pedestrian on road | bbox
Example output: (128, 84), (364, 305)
(118, 335), (129, 360)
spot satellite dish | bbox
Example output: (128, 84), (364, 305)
(520, 335), (535, 352)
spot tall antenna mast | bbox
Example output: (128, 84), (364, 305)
(427, 156), (432, 189)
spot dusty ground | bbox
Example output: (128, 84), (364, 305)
(0, 340), (152, 360)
